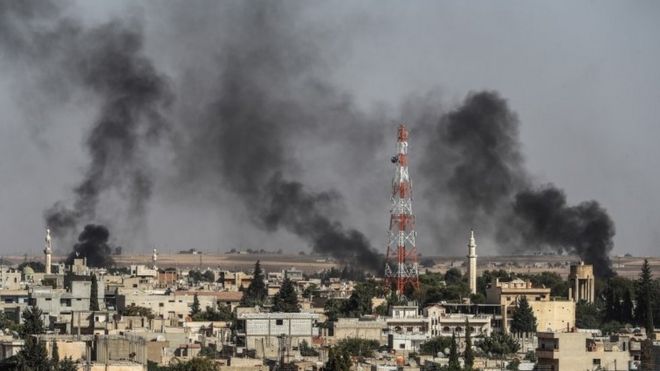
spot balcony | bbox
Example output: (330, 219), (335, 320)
(535, 349), (559, 360)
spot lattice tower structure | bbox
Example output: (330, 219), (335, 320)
(384, 124), (419, 295)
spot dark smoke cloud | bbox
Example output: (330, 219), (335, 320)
(2, 1), (617, 276)
(173, 2), (383, 270)
(419, 91), (615, 276)
(0, 1), (171, 242)
(261, 174), (383, 271)
(66, 224), (115, 268)
(504, 187), (615, 277)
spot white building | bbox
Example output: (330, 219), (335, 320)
(386, 305), (428, 353)
(424, 304), (492, 339)
(236, 312), (319, 358)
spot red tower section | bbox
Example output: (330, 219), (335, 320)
(385, 124), (419, 295)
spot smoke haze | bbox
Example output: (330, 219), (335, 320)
(419, 92), (614, 276)
(0, 0), (171, 243)
(1, 1), (656, 273)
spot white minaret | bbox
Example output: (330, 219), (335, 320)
(152, 248), (158, 270)
(44, 228), (53, 275)
(467, 230), (477, 295)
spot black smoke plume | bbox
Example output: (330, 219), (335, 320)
(261, 174), (383, 271)
(419, 91), (615, 276)
(0, 1), (171, 241)
(66, 224), (115, 268)
(175, 3), (382, 270)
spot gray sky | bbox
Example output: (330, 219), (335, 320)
(1, 1), (659, 257)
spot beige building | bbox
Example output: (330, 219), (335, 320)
(568, 262), (595, 303)
(118, 290), (228, 321)
(486, 278), (574, 333)
(530, 301), (575, 333)
(331, 317), (387, 345)
(536, 332), (632, 371)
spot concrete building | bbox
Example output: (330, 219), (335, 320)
(486, 278), (570, 333)
(568, 262), (595, 303)
(283, 268), (304, 282)
(486, 278), (551, 306)
(236, 312), (319, 358)
(467, 230), (477, 295)
(0, 335), (23, 361)
(0, 289), (29, 323)
(0, 267), (22, 290)
(424, 304), (492, 338)
(536, 332), (633, 371)
(30, 280), (105, 328)
(331, 317), (387, 344)
(529, 300), (575, 333)
(386, 306), (427, 353)
(118, 291), (218, 321)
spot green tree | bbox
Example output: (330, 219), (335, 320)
(90, 274), (99, 311)
(272, 277), (300, 313)
(167, 357), (219, 371)
(240, 260), (267, 306)
(121, 304), (155, 319)
(600, 320), (623, 335)
(464, 320), (474, 370)
(52, 340), (59, 363)
(20, 305), (44, 338)
(335, 338), (379, 357)
(324, 347), (351, 371)
(299, 339), (319, 356)
(191, 294), (201, 316)
(191, 304), (233, 321)
(58, 357), (78, 371)
(636, 259), (654, 335)
(444, 268), (464, 286)
(419, 336), (452, 356)
(303, 283), (320, 299)
(603, 276), (635, 324)
(511, 296), (537, 336)
(0, 311), (19, 332)
(576, 300), (602, 329)
(16, 336), (50, 371)
(323, 298), (345, 322)
(447, 332), (460, 371)
(479, 332), (520, 357)
(343, 280), (382, 317)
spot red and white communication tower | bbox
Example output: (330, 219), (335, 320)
(385, 124), (419, 295)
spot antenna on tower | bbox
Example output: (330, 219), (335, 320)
(384, 124), (419, 296)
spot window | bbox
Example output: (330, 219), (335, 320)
(399, 343), (405, 349)
(276, 319), (284, 325)
(593, 359), (601, 366)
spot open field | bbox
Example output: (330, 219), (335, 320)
(4, 253), (660, 278)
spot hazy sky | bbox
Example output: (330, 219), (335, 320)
(1, 1), (659, 257)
